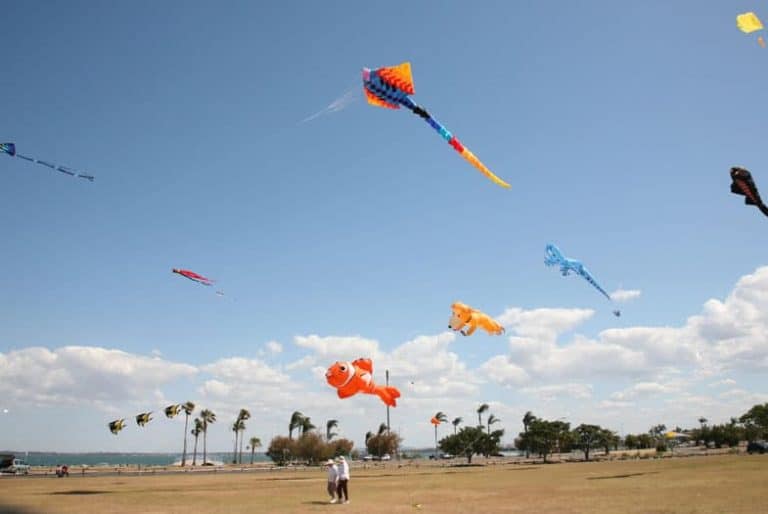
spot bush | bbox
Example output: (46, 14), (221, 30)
(655, 442), (667, 453)
(267, 434), (354, 466)
(266, 436), (297, 465)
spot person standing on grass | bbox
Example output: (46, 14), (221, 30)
(325, 459), (339, 504)
(336, 456), (350, 504)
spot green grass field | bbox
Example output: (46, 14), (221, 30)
(1, 455), (765, 514)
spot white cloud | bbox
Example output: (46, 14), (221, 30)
(0, 346), (196, 407)
(709, 378), (737, 388)
(265, 341), (283, 355)
(293, 334), (380, 358)
(480, 355), (529, 386)
(521, 383), (593, 401)
(610, 288), (642, 302)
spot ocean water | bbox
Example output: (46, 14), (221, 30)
(1, 452), (271, 467)
(2, 449), (521, 467)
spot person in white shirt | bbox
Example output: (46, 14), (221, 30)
(336, 456), (350, 504)
(325, 459), (339, 504)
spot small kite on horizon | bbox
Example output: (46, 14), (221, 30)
(135, 412), (153, 427)
(108, 419), (126, 435)
(164, 404), (181, 419)
(172, 268), (214, 286)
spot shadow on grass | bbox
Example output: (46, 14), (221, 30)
(302, 501), (334, 505)
(587, 472), (660, 480)
(505, 467), (540, 471)
(49, 490), (113, 495)
(0, 504), (42, 514)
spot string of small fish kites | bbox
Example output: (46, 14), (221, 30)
(108, 404), (187, 435)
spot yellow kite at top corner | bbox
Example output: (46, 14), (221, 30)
(737, 12), (763, 34)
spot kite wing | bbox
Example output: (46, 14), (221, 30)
(172, 268), (214, 286)
(362, 62), (510, 188)
(730, 167), (768, 217)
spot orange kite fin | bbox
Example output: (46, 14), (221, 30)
(352, 357), (374, 373)
(378, 62), (415, 95)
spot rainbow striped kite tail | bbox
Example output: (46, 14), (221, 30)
(451, 137), (510, 189)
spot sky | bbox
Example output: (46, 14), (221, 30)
(1, 0), (768, 452)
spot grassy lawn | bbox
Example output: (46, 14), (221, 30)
(1, 455), (765, 514)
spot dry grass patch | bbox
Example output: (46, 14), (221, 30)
(0, 455), (765, 513)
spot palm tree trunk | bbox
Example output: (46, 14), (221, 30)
(192, 434), (199, 466)
(182, 413), (190, 466)
(524, 425), (529, 458)
(232, 431), (238, 464)
(203, 429), (208, 465)
(250, 447), (255, 465)
(434, 425), (438, 458)
(239, 430), (245, 464)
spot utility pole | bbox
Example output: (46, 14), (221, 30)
(386, 369), (390, 434)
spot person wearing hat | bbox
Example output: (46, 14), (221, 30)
(325, 459), (339, 504)
(335, 456), (350, 504)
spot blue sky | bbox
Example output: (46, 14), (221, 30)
(2, 1), (768, 452)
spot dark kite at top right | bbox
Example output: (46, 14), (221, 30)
(730, 166), (768, 218)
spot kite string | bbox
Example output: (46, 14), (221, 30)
(15, 152), (94, 181)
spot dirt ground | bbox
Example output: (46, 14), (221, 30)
(0, 454), (765, 514)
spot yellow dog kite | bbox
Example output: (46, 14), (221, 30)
(448, 302), (505, 336)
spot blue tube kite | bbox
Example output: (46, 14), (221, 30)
(545, 243), (620, 317)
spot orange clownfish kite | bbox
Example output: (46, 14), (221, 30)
(448, 301), (505, 337)
(325, 358), (401, 407)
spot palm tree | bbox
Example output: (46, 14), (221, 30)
(522, 411), (536, 458)
(698, 417), (707, 428)
(192, 418), (203, 466)
(487, 414), (500, 434)
(237, 409), (251, 464)
(452, 417), (463, 435)
(477, 403), (489, 426)
(248, 437), (262, 464)
(231, 421), (240, 464)
(199, 409), (216, 465)
(377, 422), (388, 436)
(433, 411), (448, 457)
(299, 416), (316, 436)
(289, 411), (304, 439)
(180, 401), (195, 466)
(365, 431), (373, 444)
(326, 419), (339, 441)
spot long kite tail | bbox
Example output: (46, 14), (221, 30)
(579, 269), (612, 301)
(405, 102), (510, 188)
(2, 143), (94, 182)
